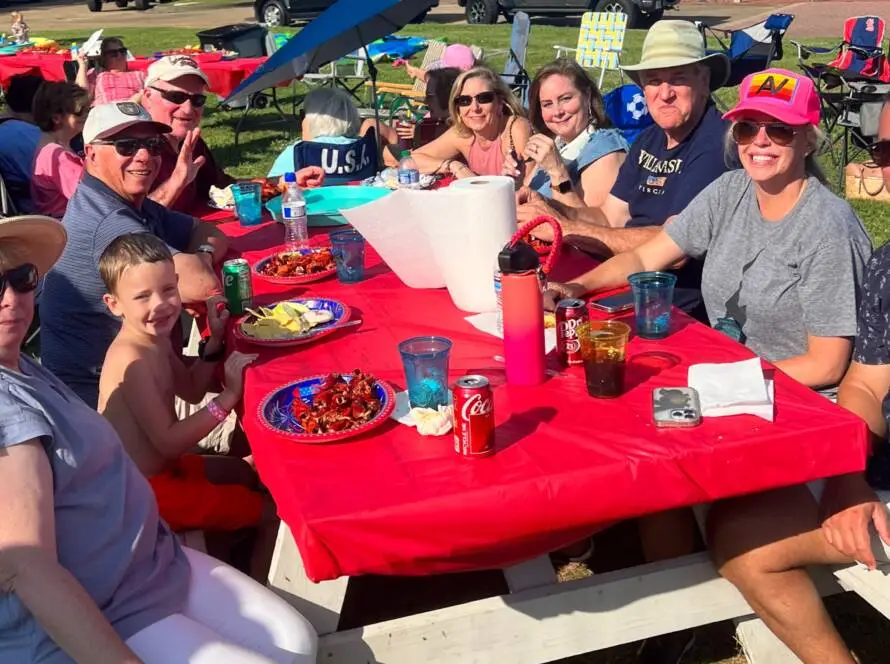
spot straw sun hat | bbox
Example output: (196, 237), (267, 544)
(0, 216), (67, 277)
(621, 20), (730, 91)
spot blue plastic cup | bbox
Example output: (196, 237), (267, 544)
(628, 271), (677, 340)
(232, 182), (264, 226)
(398, 336), (453, 409)
(330, 229), (366, 283)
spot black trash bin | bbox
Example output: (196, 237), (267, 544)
(196, 24), (268, 58)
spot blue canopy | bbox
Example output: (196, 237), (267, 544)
(225, 0), (437, 103)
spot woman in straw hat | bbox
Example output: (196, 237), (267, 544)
(411, 66), (531, 179)
(0, 218), (317, 663)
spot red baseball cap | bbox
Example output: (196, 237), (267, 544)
(723, 68), (821, 126)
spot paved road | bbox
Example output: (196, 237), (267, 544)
(20, 0), (887, 37)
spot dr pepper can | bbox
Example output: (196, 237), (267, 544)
(556, 298), (588, 367)
(452, 375), (495, 458)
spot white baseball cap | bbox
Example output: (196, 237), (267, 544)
(82, 102), (171, 145)
(144, 55), (210, 88)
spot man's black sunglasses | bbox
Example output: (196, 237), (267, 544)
(454, 91), (497, 108)
(149, 86), (207, 108)
(92, 136), (166, 157)
(869, 140), (890, 168)
(0, 263), (38, 295)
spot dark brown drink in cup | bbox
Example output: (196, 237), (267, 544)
(579, 320), (631, 399)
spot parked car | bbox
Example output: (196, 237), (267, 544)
(87, 0), (171, 11)
(255, 0), (437, 27)
(461, 0), (678, 28)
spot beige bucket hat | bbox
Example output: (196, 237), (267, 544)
(0, 215), (66, 276)
(621, 20), (731, 91)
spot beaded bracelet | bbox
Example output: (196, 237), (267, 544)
(207, 398), (230, 423)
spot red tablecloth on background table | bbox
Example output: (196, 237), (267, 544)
(205, 211), (869, 583)
(0, 53), (267, 97)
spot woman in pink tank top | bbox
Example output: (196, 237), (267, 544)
(411, 67), (531, 181)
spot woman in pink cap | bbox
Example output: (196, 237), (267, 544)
(547, 68), (875, 663)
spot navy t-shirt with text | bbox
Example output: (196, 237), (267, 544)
(611, 104), (732, 313)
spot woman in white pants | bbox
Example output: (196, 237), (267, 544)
(0, 215), (316, 664)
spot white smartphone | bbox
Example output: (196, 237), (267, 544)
(652, 387), (702, 428)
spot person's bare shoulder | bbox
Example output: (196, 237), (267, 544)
(100, 337), (161, 403)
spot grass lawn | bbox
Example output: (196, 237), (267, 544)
(38, 22), (890, 664)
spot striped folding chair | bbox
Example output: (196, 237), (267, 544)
(554, 12), (628, 89)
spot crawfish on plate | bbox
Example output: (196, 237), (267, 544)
(291, 370), (382, 434)
(259, 249), (336, 278)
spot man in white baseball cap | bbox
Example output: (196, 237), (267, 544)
(140, 55), (232, 213)
(40, 101), (228, 408)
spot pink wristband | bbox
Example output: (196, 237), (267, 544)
(207, 398), (229, 423)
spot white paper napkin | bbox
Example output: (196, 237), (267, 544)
(688, 357), (775, 422)
(390, 391), (454, 436)
(464, 312), (558, 354)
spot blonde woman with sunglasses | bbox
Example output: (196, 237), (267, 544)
(411, 66), (530, 179)
(547, 68), (871, 393)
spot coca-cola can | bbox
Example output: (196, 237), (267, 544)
(556, 298), (589, 367)
(451, 375), (495, 458)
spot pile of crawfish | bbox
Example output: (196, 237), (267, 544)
(291, 370), (381, 434)
(259, 249), (336, 278)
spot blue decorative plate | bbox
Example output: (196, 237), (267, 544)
(234, 298), (351, 348)
(265, 186), (391, 226)
(259, 373), (396, 443)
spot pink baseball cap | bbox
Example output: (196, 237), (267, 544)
(723, 68), (821, 126)
(433, 44), (476, 72)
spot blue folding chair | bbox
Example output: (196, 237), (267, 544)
(698, 14), (794, 88)
(500, 11), (531, 107)
(603, 83), (653, 146)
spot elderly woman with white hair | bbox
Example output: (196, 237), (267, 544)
(267, 87), (399, 179)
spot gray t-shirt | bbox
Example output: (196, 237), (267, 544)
(0, 357), (189, 664)
(666, 170), (872, 363)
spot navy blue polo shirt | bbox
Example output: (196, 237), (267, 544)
(611, 104), (732, 314)
(40, 173), (194, 407)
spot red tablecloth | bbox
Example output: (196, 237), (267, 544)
(0, 53), (266, 97)
(207, 212), (869, 582)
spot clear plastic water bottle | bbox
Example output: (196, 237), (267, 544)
(281, 172), (308, 251)
(70, 43), (79, 59)
(494, 267), (503, 335)
(397, 150), (420, 186)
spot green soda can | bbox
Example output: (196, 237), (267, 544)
(222, 258), (253, 315)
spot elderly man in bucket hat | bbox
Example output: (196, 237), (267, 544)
(520, 20), (732, 321)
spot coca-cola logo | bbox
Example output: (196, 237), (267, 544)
(461, 393), (492, 421)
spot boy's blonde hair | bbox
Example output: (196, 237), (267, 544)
(99, 233), (173, 294)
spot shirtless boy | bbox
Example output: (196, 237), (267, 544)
(97, 232), (276, 581)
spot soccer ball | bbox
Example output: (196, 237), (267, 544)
(626, 93), (648, 121)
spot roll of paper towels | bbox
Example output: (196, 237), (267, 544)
(422, 176), (516, 313)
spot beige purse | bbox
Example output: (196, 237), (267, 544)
(845, 162), (890, 202)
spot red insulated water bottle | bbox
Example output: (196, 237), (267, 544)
(497, 217), (563, 386)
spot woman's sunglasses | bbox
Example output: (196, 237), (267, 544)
(0, 263), (38, 295)
(731, 121), (798, 147)
(869, 140), (890, 168)
(102, 47), (128, 58)
(149, 86), (208, 108)
(92, 136), (166, 157)
(454, 91), (497, 108)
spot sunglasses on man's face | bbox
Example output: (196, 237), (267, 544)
(102, 47), (127, 57)
(731, 121), (798, 147)
(149, 86), (207, 108)
(869, 140), (890, 168)
(0, 263), (38, 295)
(454, 91), (497, 108)
(92, 136), (166, 157)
